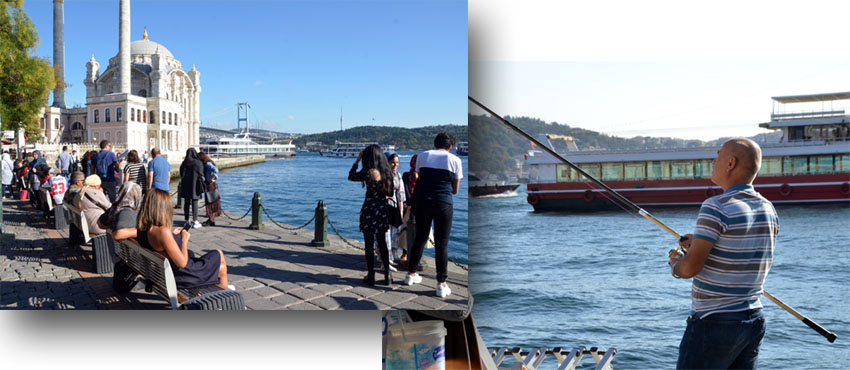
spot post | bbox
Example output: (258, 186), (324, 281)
(249, 192), (262, 230)
(311, 200), (329, 247)
(174, 182), (183, 209)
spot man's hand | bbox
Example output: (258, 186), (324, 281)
(678, 233), (693, 251)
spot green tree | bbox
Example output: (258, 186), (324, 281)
(0, 0), (55, 143)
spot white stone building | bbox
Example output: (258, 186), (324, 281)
(39, 0), (200, 161)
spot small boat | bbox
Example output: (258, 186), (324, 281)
(456, 141), (468, 156)
(200, 130), (296, 158)
(319, 141), (396, 158)
(469, 174), (519, 197)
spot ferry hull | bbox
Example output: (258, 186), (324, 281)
(526, 174), (850, 211)
(470, 184), (519, 197)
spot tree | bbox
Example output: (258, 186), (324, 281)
(0, 0), (55, 143)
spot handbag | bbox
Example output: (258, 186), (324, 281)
(204, 182), (220, 204)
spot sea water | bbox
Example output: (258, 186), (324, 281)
(470, 186), (849, 369)
(214, 151), (468, 264)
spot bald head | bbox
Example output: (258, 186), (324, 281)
(712, 138), (762, 188)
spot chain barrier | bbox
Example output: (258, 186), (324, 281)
(326, 216), (364, 250)
(260, 205), (316, 231)
(221, 205), (252, 221)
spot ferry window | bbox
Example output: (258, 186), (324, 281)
(602, 163), (623, 180)
(838, 155), (850, 173)
(557, 165), (576, 182)
(814, 155), (833, 173)
(579, 163), (600, 179)
(647, 161), (670, 179)
(784, 156), (809, 175)
(694, 160), (712, 178)
(760, 157), (782, 176)
(671, 161), (694, 179)
(105, 108), (111, 122)
(624, 162), (645, 180)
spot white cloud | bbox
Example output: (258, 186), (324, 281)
(253, 80), (264, 86)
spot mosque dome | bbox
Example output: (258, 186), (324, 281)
(130, 39), (173, 58)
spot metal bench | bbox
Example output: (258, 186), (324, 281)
(63, 200), (115, 274)
(113, 239), (244, 310)
(39, 188), (69, 230)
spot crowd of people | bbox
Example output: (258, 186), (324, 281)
(349, 132), (463, 299)
(1, 141), (230, 292)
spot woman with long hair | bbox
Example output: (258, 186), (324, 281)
(384, 152), (405, 266)
(179, 148), (205, 228)
(348, 144), (394, 286)
(136, 189), (232, 291)
(122, 150), (147, 194)
(199, 152), (221, 226)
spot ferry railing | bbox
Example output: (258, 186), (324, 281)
(489, 346), (616, 370)
(771, 109), (847, 121)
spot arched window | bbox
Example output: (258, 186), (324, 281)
(116, 107), (122, 121)
(72, 122), (83, 130)
(169, 112), (172, 125)
(162, 111), (166, 124)
(105, 108), (111, 122)
(54, 118), (59, 129)
(143, 110), (146, 123)
(41, 118), (46, 128)
(94, 110), (100, 123)
(116, 131), (122, 142)
(130, 108), (134, 121)
(138, 89), (147, 97)
(150, 111), (155, 124)
(105, 131), (111, 140)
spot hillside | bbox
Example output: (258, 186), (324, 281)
(470, 114), (780, 174)
(293, 124), (468, 150)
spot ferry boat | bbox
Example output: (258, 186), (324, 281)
(469, 174), (519, 197)
(457, 141), (468, 156)
(524, 92), (850, 211)
(200, 131), (295, 158)
(319, 141), (396, 158)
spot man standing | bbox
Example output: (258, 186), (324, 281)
(93, 140), (119, 202)
(668, 138), (779, 370)
(147, 147), (170, 192)
(56, 145), (74, 177)
(404, 133), (463, 298)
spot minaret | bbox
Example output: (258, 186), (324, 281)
(52, 0), (65, 108)
(118, 0), (130, 94)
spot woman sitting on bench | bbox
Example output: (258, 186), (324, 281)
(76, 175), (111, 234)
(136, 189), (233, 291)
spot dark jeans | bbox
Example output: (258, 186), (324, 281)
(102, 181), (116, 203)
(407, 198), (452, 283)
(184, 198), (198, 222)
(677, 309), (766, 370)
(2, 184), (12, 198)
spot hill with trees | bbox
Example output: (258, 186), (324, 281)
(293, 124), (467, 150)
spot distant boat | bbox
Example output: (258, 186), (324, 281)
(320, 141), (397, 158)
(456, 141), (468, 156)
(200, 130), (295, 159)
(469, 174), (519, 197)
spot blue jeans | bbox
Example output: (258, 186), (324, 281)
(677, 309), (765, 370)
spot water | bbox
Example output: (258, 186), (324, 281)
(213, 151), (468, 264)
(470, 186), (849, 369)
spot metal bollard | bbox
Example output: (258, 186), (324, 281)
(311, 200), (329, 247)
(174, 182), (183, 209)
(249, 192), (263, 230)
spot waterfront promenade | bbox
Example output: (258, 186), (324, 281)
(0, 196), (469, 310)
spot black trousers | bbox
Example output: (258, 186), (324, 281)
(407, 197), (452, 283)
(184, 198), (198, 222)
(364, 230), (389, 276)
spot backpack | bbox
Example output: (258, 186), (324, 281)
(96, 152), (110, 179)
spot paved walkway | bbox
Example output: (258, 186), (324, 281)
(0, 198), (469, 310)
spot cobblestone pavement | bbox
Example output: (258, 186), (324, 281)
(1, 197), (469, 310)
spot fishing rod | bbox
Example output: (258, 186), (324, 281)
(469, 96), (838, 343)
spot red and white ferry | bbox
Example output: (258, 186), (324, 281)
(525, 92), (850, 211)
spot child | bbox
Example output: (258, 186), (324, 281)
(41, 167), (68, 206)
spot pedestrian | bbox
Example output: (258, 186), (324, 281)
(81, 151), (93, 177)
(1, 153), (13, 199)
(142, 150), (149, 164)
(348, 144), (394, 286)
(179, 148), (205, 229)
(398, 154), (429, 271)
(199, 152), (221, 226)
(384, 151), (405, 267)
(13, 158), (26, 196)
(93, 140), (119, 203)
(56, 145), (74, 177)
(110, 181), (143, 242)
(28, 151), (47, 206)
(668, 138), (779, 370)
(404, 132), (463, 298)
(136, 189), (233, 291)
(122, 150), (147, 195)
(75, 174), (111, 235)
(146, 147), (171, 192)
(41, 167), (67, 206)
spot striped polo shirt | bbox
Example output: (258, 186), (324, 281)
(691, 184), (779, 318)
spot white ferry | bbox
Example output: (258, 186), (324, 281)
(319, 141), (397, 158)
(457, 141), (468, 156)
(200, 131), (295, 159)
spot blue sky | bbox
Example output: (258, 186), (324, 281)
(469, 0), (850, 141)
(23, 0), (468, 134)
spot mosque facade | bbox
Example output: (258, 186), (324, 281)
(39, 0), (201, 161)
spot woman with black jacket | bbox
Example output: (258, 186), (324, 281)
(179, 148), (206, 229)
(348, 144), (394, 286)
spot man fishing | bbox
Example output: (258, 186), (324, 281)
(668, 138), (779, 370)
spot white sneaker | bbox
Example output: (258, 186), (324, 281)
(228, 284), (236, 291)
(404, 274), (422, 286)
(193, 221), (203, 229)
(436, 284), (451, 298)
